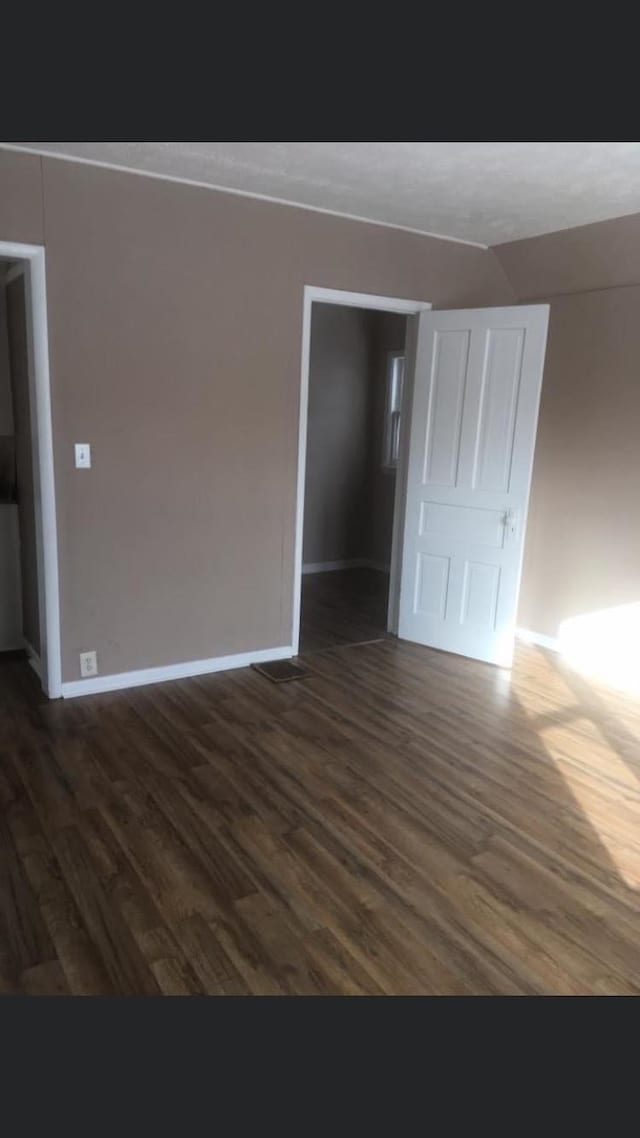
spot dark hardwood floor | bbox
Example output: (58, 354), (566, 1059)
(2, 635), (640, 995)
(300, 568), (389, 654)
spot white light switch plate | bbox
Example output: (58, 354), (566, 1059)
(75, 443), (91, 469)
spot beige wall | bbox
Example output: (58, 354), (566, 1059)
(0, 506), (22, 650)
(0, 150), (44, 244)
(6, 274), (40, 653)
(3, 149), (635, 672)
(495, 213), (640, 639)
(0, 150), (512, 682)
(367, 312), (407, 569)
(303, 305), (372, 565)
(303, 305), (407, 570)
(0, 272), (19, 650)
(496, 211), (640, 299)
(0, 277), (14, 434)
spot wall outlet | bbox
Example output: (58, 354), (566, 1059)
(80, 650), (98, 678)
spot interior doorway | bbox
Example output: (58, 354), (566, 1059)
(293, 288), (549, 669)
(0, 243), (60, 698)
(293, 288), (430, 656)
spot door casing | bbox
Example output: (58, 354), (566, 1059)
(0, 241), (61, 698)
(292, 286), (431, 655)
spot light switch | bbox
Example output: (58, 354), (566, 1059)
(75, 443), (91, 469)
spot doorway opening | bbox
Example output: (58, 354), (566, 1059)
(293, 288), (430, 657)
(0, 244), (60, 698)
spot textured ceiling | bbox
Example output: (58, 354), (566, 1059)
(4, 142), (640, 246)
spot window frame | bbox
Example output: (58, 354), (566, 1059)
(382, 350), (406, 472)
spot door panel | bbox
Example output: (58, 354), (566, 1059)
(398, 305), (549, 667)
(415, 553), (450, 619)
(419, 502), (505, 547)
(460, 560), (500, 629)
(423, 329), (470, 486)
(472, 328), (524, 492)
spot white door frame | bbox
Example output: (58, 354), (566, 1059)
(0, 241), (61, 698)
(292, 285), (431, 655)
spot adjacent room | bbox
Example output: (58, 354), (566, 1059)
(300, 303), (408, 654)
(1, 141), (640, 997)
(0, 258), (41, 671)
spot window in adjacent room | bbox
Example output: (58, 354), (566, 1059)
(382, 351), (405, 469)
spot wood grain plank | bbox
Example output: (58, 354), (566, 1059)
(2, 624), (640, 995)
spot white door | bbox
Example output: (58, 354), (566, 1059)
(398, 305), (549, 666)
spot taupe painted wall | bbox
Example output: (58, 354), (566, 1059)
(0, 279), (14, 434)
(6, 274), (40, 653)
(495, 212), (640, 638)
(303, 305), (372, 565)
(0, 276), (20, 652)
(368, 312), (407, 569)
(0, 150), (513, 682)
(5, 149), (634, 671)
(496, 211), (640, 299)
(303, 306), (407, 569)
(0, 151), (43, 244)
(0, 507), (22, 651)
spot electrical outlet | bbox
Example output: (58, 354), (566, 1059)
(80, 650), (98, 678)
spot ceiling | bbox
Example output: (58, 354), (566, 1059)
(4, 142), (640, 247)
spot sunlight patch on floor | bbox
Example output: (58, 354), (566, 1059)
(511, 666), (579, 716)
(526, 701), (640, 888)
(511, 640), (640, 889)
(539, 716), (640, 794)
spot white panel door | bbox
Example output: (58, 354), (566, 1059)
(398, 305), (549, 666)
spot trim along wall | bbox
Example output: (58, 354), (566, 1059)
(3, 147), (636, 692)
(0, 149), (513, 691)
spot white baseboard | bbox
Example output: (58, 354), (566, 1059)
(302, 559), (366, 574)
(23, 639), (42, 678)
(302, 558), (390, 575)
(60, 644), (294, 699)
(516, 627), (560, 653)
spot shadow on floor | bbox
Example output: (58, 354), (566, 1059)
(1, 636), (640, 993)
(300, 567), (390, 655)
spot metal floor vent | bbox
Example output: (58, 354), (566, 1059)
(251, 659), (310, 684)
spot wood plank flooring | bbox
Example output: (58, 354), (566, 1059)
(2, 637), (640, 994)
(300, 568), (389, 654)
